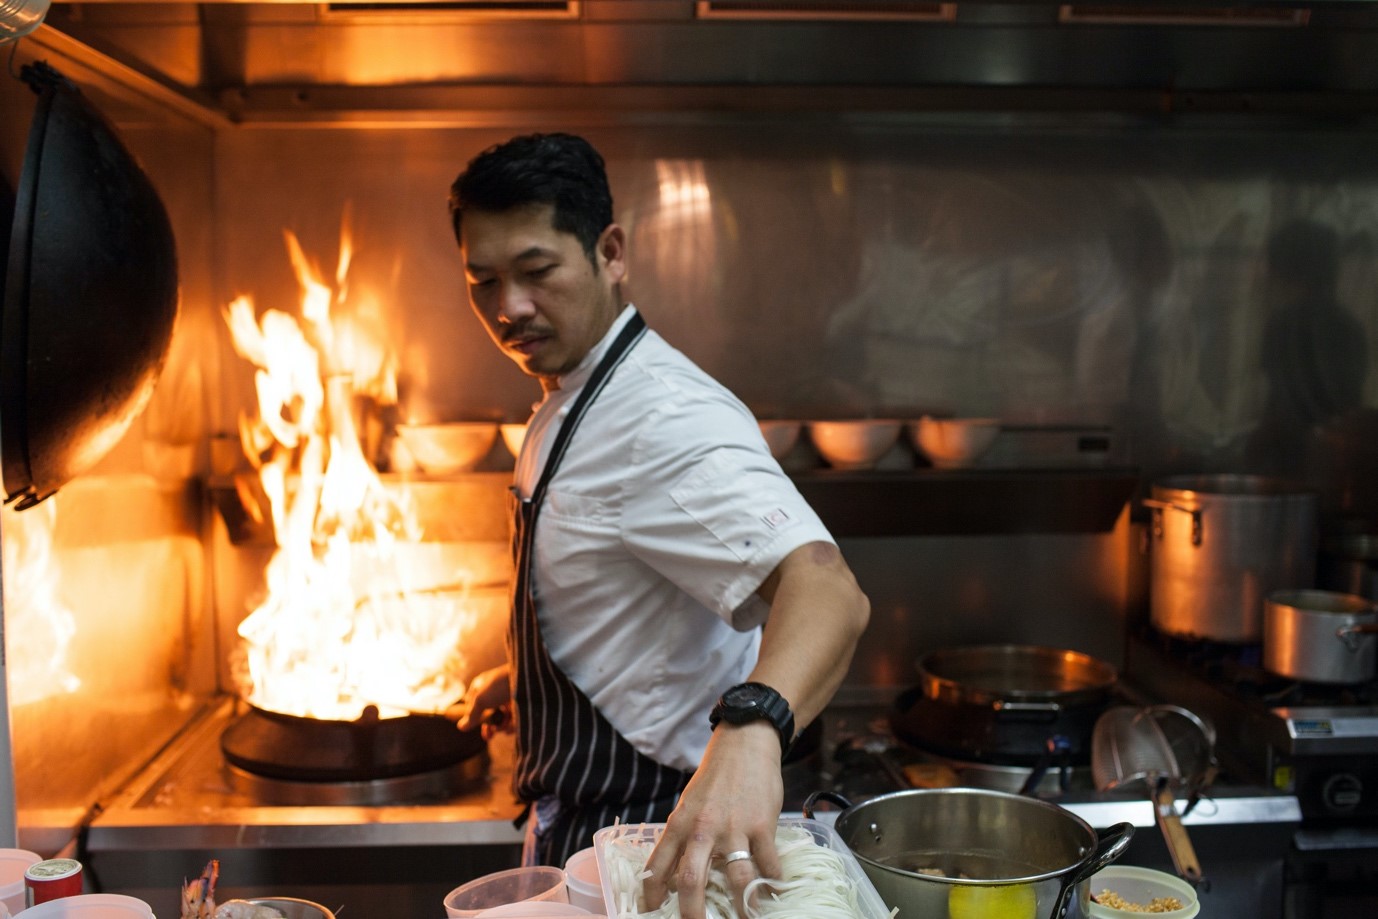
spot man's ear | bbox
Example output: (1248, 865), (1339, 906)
(597, 223), (628, 285)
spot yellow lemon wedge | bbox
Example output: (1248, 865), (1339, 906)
(948, 882), (1038, 919)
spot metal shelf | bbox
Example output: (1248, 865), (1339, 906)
(792, 467), (1140, 537)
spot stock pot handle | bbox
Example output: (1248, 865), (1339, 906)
(1143, 498), (1204, 546)
(1050, 822), (1135, 919)
(801, 790), (853, 821)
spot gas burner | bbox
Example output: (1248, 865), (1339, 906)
(220, 703), (489, 804)
(1140, 625), (1378, 708)
(226, 758), (489, 806)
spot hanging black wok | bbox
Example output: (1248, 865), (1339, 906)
(2, 61), (179, 508)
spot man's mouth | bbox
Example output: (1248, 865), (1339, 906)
(505, 332), (550, 356)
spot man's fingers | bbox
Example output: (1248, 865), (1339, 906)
(641, 835), (677, 910)
(750, 834), (782, 883)
(723, 854), (758, 917)
(671, 841), (713, 919)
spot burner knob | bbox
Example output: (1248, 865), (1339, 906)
(1321, 772), (1363, 813)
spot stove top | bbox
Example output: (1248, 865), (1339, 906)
(85, 696), (525, 852)
(1125, 628), (1378, 823)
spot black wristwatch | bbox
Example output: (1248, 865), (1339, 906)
(709, 682), (796, 759)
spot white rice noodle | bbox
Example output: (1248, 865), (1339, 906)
(601, 824), (895, 919)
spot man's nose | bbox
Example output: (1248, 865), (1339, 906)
(497, 282), (537, 324)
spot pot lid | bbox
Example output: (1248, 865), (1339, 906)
(2, 62), (179, 509)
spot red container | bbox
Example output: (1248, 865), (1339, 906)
(24, 858), (83, 906)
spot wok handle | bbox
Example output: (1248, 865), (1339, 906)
(1154, 779), (1206, 885)
(801, 790), (853, 821)
(1050, 822), (1135, 919)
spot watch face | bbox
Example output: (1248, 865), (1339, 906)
(724, 683), (768, 709)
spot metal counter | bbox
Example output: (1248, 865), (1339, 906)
(82, 694), (1304, 918)
(86, 697), (525, 852)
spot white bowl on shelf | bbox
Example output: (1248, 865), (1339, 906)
(395, 422), (498, 474)
(757, 420), (802, 460)
(500, 423), (529, 459)
(808, 420), (903, 471)
(911, 416), (1001, 469)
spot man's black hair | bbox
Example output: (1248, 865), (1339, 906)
(449, 133), (613, 265)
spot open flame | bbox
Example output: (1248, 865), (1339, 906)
(2, 499), (81, 706)
(226, 220), (477, 721)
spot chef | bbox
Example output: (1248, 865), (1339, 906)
(449, 133), (870, 919)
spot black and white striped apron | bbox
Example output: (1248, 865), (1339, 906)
(508, 310), (692, 867)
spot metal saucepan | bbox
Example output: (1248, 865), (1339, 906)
(805, 788), (1133, 919)
(1264, 589), (1378, 684)
(892, 645), (1118, 766)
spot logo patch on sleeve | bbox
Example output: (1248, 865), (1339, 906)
(763, 508), (792, 529)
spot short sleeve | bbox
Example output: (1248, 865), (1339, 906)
(620, 398), (834, 622)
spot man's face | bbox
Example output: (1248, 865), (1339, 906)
(461, 203), (626, 387)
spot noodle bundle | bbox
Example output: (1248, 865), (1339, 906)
(600, 823), (896, 919)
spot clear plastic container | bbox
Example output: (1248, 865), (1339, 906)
(445, 866), (570, 918)
(563, 847), (605, 913)
(592, 818), (891, 919)
(0, 0), (52, 41)
(475, 905), (596, 917)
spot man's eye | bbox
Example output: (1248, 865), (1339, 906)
(528, 265), (555, 279)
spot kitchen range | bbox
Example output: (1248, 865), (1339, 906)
(4, 3), (1378, 919)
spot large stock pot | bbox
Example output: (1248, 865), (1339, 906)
(1147, 475), (1318, 642)
(805, 788), (1133, 919)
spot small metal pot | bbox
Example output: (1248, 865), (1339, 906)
(247, 898), (337, 919)
(805, 788), (1133, 919)
(1264, 589), (1378, 684)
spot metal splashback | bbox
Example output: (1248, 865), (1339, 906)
(36, 0), (1378, 124)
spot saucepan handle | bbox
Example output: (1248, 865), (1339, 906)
(1337, 622), (1378, 651)
(1050, 822), (1135, 919)
(801, 790), (853, 821)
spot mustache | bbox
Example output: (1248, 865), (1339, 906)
(501, 325), (551, 345)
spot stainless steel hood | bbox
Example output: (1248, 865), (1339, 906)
(34, 0), (1378, 124)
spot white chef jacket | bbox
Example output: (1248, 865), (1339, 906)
(513, 306), (835, 771)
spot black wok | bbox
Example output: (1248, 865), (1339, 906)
(3, 62), (179, 508)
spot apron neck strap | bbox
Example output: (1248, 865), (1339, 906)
(529, 310), (646, 510)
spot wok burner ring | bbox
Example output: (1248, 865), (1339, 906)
(220, 703), (489, 805)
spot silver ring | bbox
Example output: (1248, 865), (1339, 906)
(723, 850), (752, 864)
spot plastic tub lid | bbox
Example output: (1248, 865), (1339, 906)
(0, 849), (41, 900)
(17, 894), (155, 918)
(1088, 866), (1200, 919)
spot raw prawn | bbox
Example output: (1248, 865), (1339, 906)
(180, 859), (220, 919)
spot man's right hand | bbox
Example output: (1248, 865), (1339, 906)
(451, 664), (513, 736)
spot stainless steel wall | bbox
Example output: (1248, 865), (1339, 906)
(210, 121), (1378, 506)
